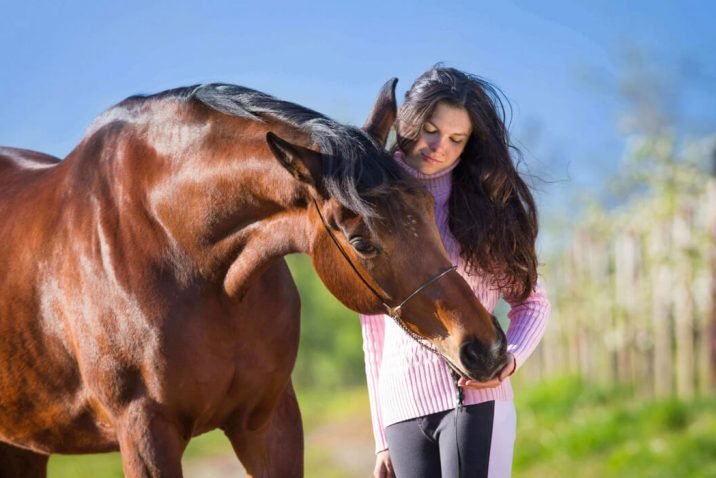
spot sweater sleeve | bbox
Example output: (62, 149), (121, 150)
(503, 279), (551, 373)
(359, 313), (388, 453)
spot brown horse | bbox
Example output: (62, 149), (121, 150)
(0, 80), (508, 477)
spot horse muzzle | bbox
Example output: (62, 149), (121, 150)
(451, 316), (509, 382)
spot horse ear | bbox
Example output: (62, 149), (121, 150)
(363, 78), (398, 148)
(266, 132), (322, 187)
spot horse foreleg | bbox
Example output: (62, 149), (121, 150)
(225, 382), (304, 478)
(115, 400), (187, 478)
(0, 442), (49, 478)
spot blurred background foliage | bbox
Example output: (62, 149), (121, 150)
(287, 254), (365, 391)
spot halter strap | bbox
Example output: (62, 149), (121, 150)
(385, 265), (456, 317)
(311, 197), (456, 319)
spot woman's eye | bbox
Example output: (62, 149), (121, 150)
(423, 125), (437, 134)
(450, 137), (464, 144)
(349, 237), (376, 254)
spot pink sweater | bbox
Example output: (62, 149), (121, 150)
(360, 154), (551, 452)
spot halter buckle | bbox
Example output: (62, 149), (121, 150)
(385, 304), (402, 318)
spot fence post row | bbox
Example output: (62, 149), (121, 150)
(533, 142), (716, 397)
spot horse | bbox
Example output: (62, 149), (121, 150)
(0, 79), (509, 477)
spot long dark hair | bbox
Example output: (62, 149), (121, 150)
(393, 66), (538, 301)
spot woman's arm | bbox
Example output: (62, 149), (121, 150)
(360, 313), (389, 453)
(457, 279), (550, 390)
(503, 280), (551, 374)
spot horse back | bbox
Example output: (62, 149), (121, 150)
(0, 146), (61, 171)
(0, 147), (62, 206)
(0, 147), (65, 260)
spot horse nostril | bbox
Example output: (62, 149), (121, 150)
(459, 340), (488, 372)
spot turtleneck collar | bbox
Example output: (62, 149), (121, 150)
(393, 150), (457, 206)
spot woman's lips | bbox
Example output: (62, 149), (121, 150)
(422, 153), (443, 164)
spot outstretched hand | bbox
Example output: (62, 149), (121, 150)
(457, 353), (516, 390)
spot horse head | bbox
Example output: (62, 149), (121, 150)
(265, 79), (509, 382)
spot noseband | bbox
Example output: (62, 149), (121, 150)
(311, 198), (456, 348)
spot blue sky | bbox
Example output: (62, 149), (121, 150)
(1, 0), (714, 210)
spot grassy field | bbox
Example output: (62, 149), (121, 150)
(513, 376), (716, 478)
(46, 377), (716, 477)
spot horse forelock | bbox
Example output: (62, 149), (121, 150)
(360, 178), (431, 227)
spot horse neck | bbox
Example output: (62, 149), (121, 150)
(143, 114), (315, 295)
(64, 102), (315, 296)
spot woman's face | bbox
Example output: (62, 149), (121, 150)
(403, 101), (472, 175)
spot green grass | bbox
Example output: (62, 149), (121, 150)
(298, 386), (374, 477)
(513, 376), (716, 478)
(48, 453), (124, 478)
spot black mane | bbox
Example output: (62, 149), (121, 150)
(189, 83), (406, 218)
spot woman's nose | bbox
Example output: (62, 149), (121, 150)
(429, 136), (444, 151)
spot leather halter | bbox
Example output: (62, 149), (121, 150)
(311, 197), (457, 322)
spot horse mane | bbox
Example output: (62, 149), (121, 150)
(86, 83), (414, 218)
(190, 83), (412, 218)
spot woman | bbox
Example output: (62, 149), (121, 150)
(360, 66), (551, 478)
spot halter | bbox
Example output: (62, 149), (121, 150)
(311, 197), (456, 352)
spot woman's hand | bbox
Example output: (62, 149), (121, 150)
(373, 449), (395, 478)
(457, 353), (516, 390)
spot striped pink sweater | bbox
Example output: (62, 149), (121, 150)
(360, 154), (551, 452)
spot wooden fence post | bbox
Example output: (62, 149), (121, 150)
(708, 148), (716, 391)
(540, 142), (714, 394)
(673, 208), (696, 399)
(614, 230), (637, 388)
(650, 223), (673, 397)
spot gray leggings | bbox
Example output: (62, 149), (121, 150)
(385, 401), (515, 478)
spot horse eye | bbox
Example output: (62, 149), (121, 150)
(349, 236), (376, 255)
